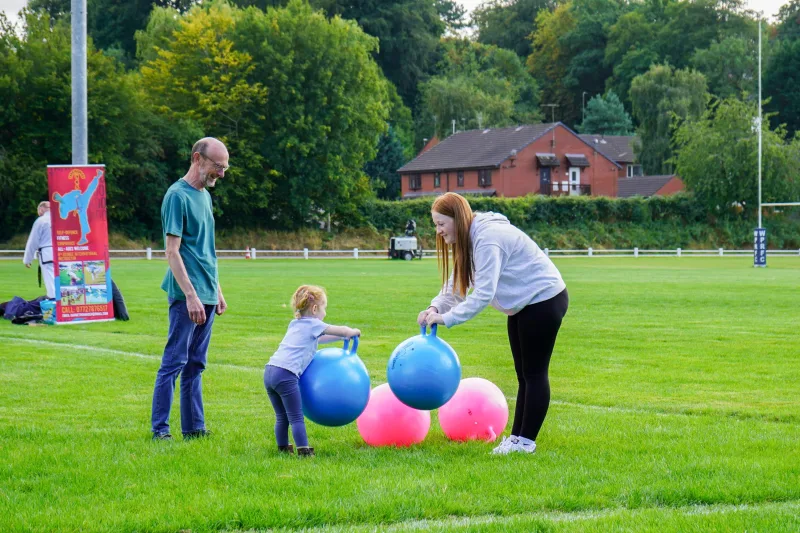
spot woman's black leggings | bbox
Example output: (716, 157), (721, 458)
(507, 288), (569, 441)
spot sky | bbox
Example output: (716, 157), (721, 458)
(457, 0), (787, 20)
(0, 0), (790, 28)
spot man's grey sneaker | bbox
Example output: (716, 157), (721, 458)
(491, 435), (518, 455)
(183, 429), (212, 440)
(152, 432), (173, 441)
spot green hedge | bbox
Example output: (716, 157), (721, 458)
(360, 194), (707, 232)
(358, 194), (800, 249)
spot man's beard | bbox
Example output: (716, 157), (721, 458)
(201, 171), (218, 188)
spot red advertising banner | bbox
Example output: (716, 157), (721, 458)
(47, 165), (114, 324)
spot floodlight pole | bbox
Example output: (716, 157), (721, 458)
(754, 16), (766, 268)
(71, 0), (88, 164)
(758, 16), (762, 229)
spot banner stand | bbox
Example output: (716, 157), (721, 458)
(47, 164), (115, 324)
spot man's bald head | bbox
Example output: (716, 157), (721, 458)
(190, 137), (229, 189)
(192, 137), (227, 162)
(38, 201), (50, 217)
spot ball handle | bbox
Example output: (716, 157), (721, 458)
(343, 335), (360, 354)
(420, 323), (438, 337)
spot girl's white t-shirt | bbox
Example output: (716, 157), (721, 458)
(267, 317), (329, 376)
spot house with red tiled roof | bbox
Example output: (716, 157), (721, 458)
(396, 124), (684, 199)
(578, 134), (641, 178)
(617, 175), (685, 198)
(579, 134), (685, 198)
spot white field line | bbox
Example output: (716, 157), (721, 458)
(2, 336), (795, 423)
(0, 336), (255, 374)
(263, 500), (800, 533)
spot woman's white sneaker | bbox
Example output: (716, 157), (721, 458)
(509, 437), (536, 454)
(491, 435), (519, 455)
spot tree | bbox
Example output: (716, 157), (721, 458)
(691, 34), (760, 100)
(436, 0), (468, 33)
(419, 39), (541, 138)
(555, 0), (629, 127)
(603, 9), (658, 105)
(28, 0), (194, 63)
(774, 0), (800, 39)
(674, 97), (800, 215)
(139, 0), (390, 229)
(577, 91), (633, 135)
(527, 4), (577, 124)
(364, 127), (407, 200)
(310, 0), (446, 107)
(0, 11), (192, 241)
(134, 5), (183, 64)
(629, 64), (708, 175)
(605, 0), (752, 106)
(473, 0), (557, 58)
(765, 3), (800, 137)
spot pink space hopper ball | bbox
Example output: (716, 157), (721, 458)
(438, 377), (509, 442)
(356, 383), (430, 447)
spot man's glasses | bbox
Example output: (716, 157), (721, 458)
(200, 153), (229, 172)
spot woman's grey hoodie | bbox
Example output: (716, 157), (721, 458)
(431, 212), (565, 328)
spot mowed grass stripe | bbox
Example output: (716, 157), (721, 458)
(264, 499), (800, 533)
(2, 336), (795, 425)
(1, 258), (798, 532)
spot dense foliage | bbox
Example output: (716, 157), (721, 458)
(2, 0), (798, 243)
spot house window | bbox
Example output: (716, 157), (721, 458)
(457, 171), (464, 187)
(409, 174), (421, 190)
(627, 164), (643, 178)
(434, 172), (441, 188)
(478, 169), (492, 187)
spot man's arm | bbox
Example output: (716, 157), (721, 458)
(165, 234), (206, 325)
(216, 283), (227, 316)
(22, 218), (39, 267)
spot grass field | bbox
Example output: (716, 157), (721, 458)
(1, 257), (799, 532)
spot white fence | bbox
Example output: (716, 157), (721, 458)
(2, 247), (800, 260)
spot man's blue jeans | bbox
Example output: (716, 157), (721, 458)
(151, 298), (216, 436)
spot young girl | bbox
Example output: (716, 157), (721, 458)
(417, 193), (568, 455)
(264, 285), (361, 457)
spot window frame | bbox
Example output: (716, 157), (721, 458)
(478, 169), (492, 187)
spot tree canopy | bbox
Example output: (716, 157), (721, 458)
(630, 64), (708, 175)
(674, 97), (800, 214)
(419, 39), (541, 139)
(139, 0), (391, 228)
(578, 91), (633, 135)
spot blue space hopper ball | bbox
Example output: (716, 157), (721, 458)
(387, 324), (461, 410)
(300, 337), (370, 426)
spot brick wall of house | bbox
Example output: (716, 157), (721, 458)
(655, 176), (685, 196)
(497, 125), (620, 197)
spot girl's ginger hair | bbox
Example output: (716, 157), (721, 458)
(432, 193), (474, 298)
(291, 285), (327, 318)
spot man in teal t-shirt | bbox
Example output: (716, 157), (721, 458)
(151, 137), (229, 441)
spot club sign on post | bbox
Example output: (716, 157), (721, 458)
(754, 227), (767, 268)
(47, 165), (115, 324)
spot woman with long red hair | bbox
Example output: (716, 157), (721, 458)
(418, 192), (568, 455)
